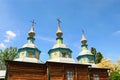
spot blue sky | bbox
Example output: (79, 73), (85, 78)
(0, 0), (120, 62)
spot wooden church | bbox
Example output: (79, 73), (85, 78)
(5, 19), (109, 80)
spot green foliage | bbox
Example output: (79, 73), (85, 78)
(0, 47), (18, 70)
(91, 47), (97, 55)
(110, 70), (120, 80)
(110, 59), (120, 80)
(96, 52), (103, 64)
(91, 47), (103, 64)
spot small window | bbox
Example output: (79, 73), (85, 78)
(62, 52), (66, 58)
(27, 50), (34, 58)
(28, 53), (33, 57)
(94, 74), (99, 80)
(67, 71), (73, 80)
(89, 56), (93, 63)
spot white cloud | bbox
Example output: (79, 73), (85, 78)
(6, 31), (16, 37)
(4, 30), (16, 43)
(0, 43), (6, 48)
(113, 30), (120, 36)
(38, 36), (55, 43)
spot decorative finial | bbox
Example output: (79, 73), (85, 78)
(81, 29), (87, 44)
(56, 18), (63, 37)
(28, 19), (36, 37)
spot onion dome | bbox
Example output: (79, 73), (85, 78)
(53, 18), (67, 49)
(56, 26), (63, 37)
(28, 26), (35, 37)
(22, 20), (37, 48)
(81, 34), (87, 44)
(77, 31), (96, 67)
(14, 20), (42, 63)
(48, 18), (75, 63)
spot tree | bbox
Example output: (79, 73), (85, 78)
(91, 47), (103, 64)
(110, 71), (120, 80)
(96, 52), (103, 63)
(118, 58), (120, 64)
(0, 47), (18, 70)
(110, 58), (120, 80)
(97, 58), (120, 80)
(97, 58), (115, 73)
(118, 58), (120, 71)
(91, 47), (97, 56)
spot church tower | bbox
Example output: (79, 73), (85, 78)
(77, 31), (95, 66)
(47, 18), (75, 63)
(14, 20), (42, 63)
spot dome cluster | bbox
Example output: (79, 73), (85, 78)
(14, 19), (96, 67)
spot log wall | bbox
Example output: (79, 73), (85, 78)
(6, 61), (46, 80)
(5, 61), (109, 80)
(47, 62), (89, 80)
(89, 68), (109, 80)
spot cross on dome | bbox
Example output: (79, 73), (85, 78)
(56, 18), (63, 37)
(28, 19), (36, 37)
(57, 18), (61, 26)
(81, 29), (87, 44)
(31, 19), (36, 27)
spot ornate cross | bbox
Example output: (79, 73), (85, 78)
(82, 29), (85, 34)
(31, 19), (36, 27)
(57, 18), (61, 26)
